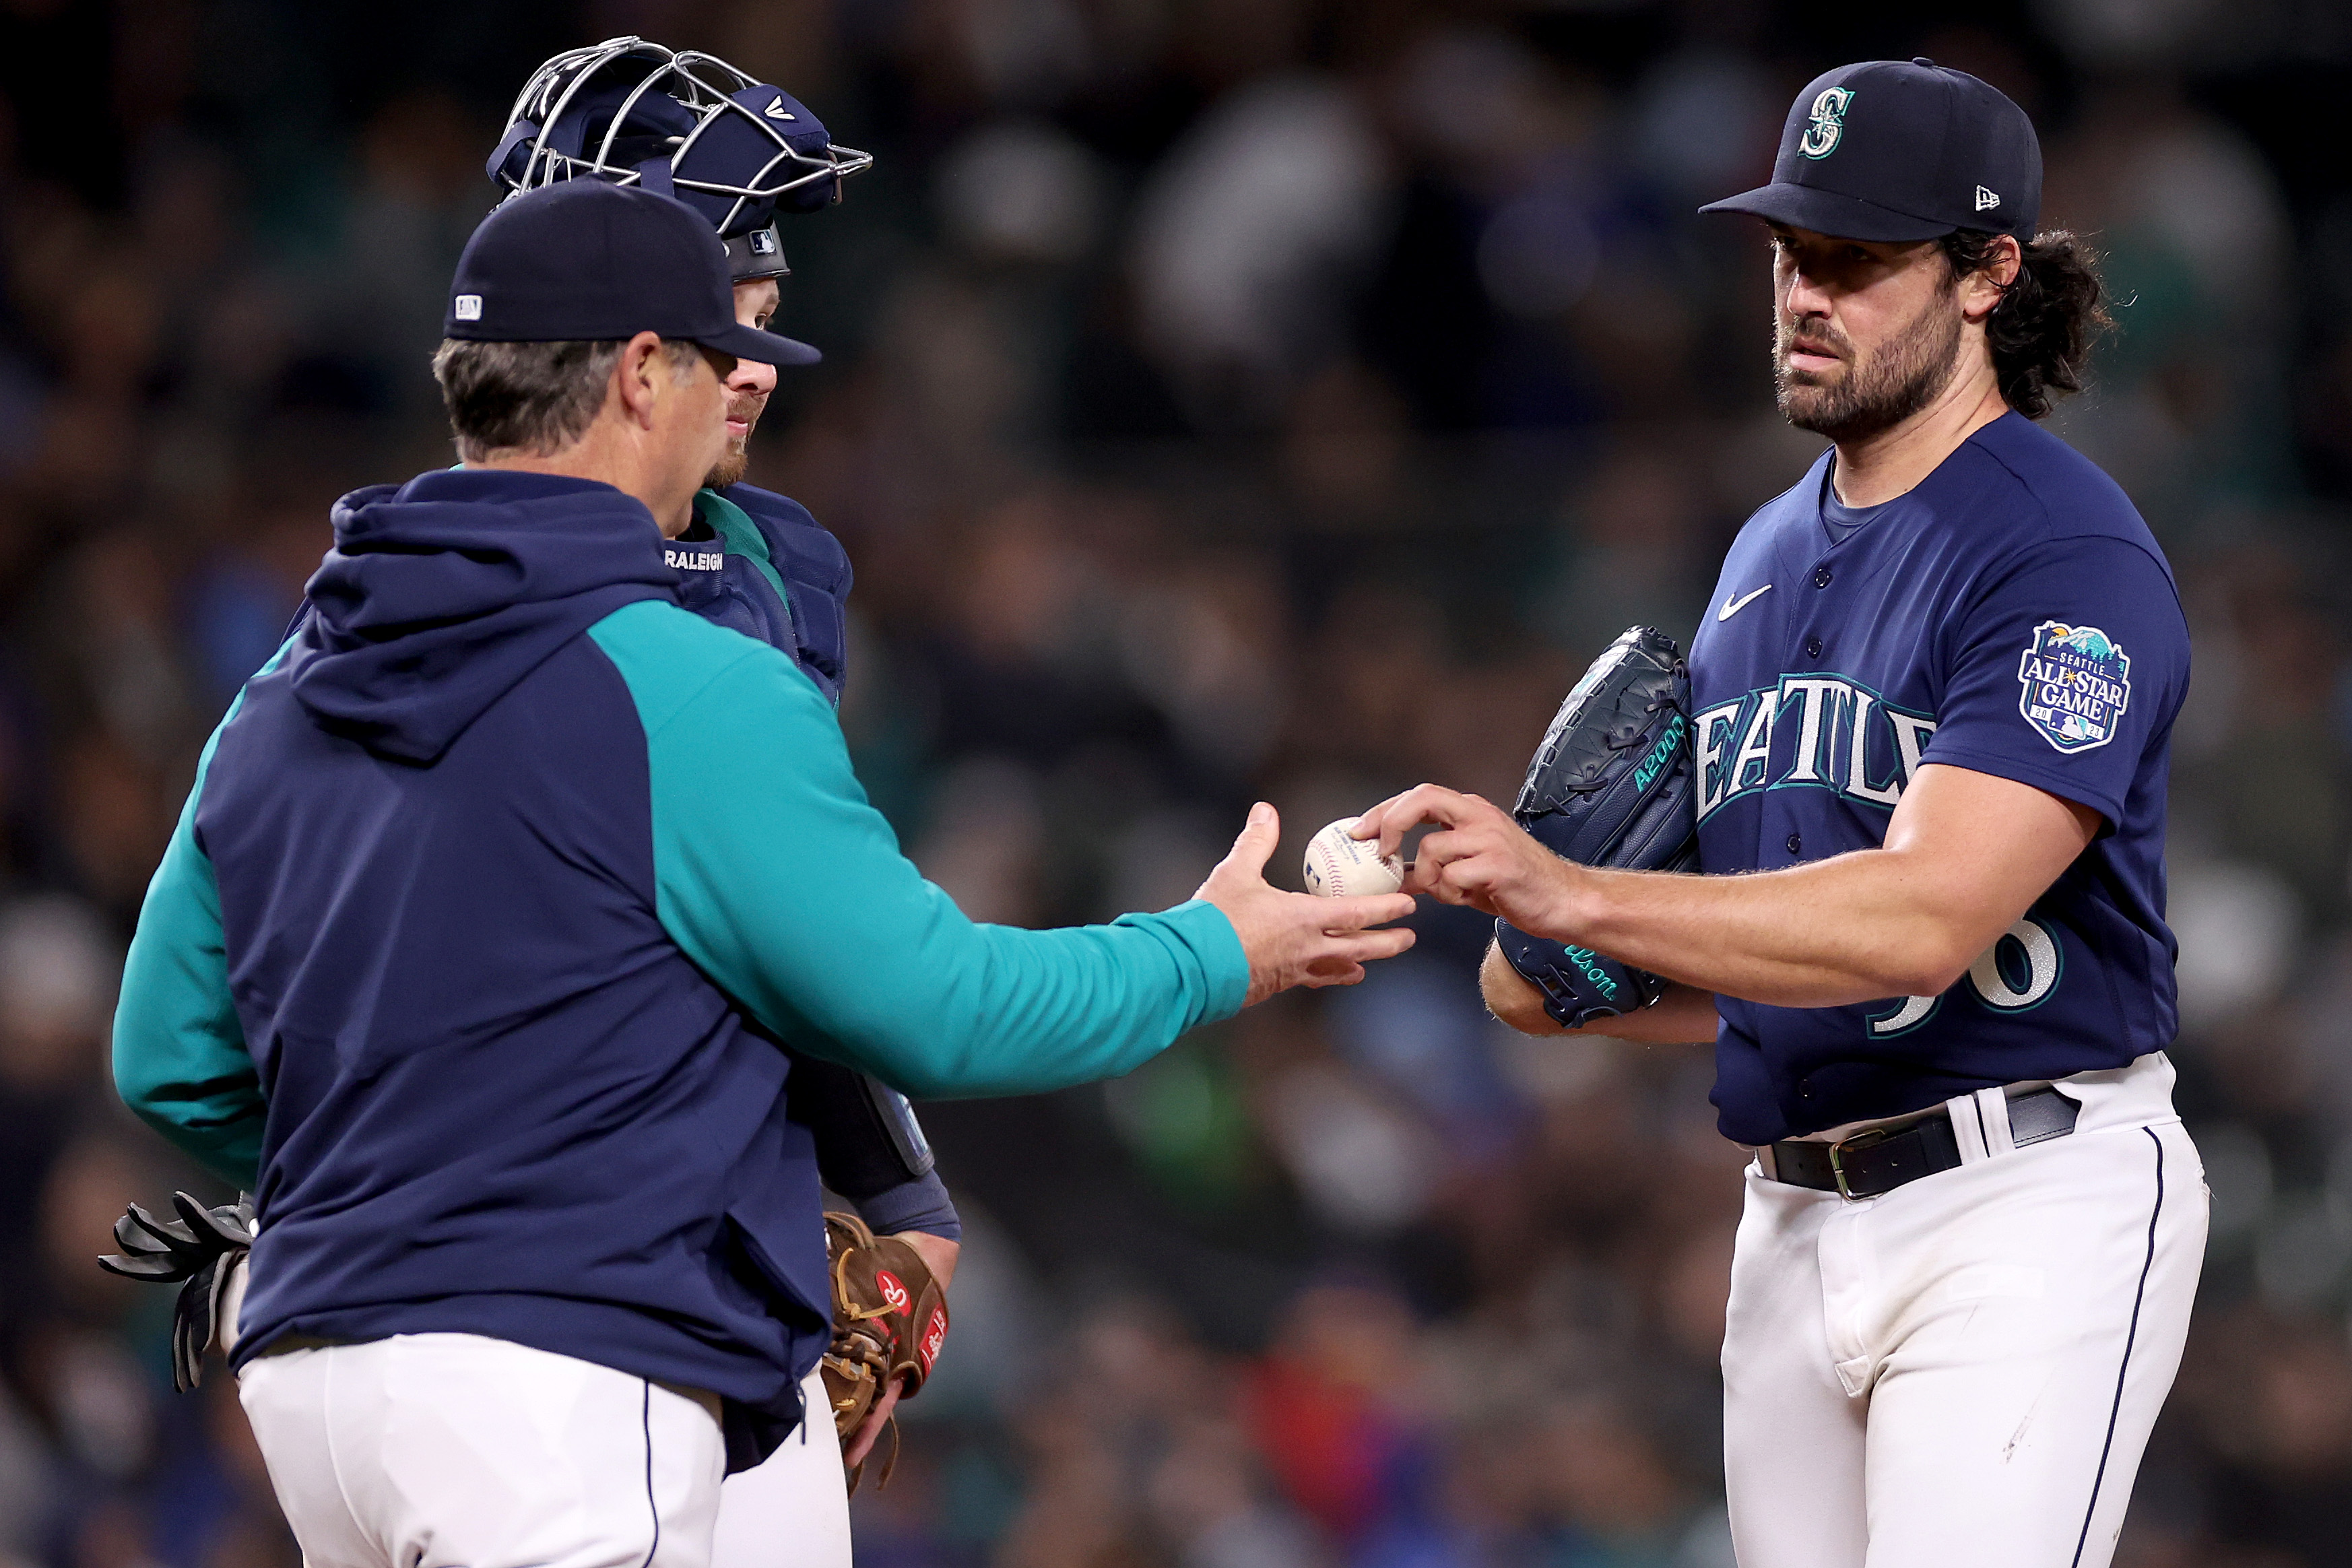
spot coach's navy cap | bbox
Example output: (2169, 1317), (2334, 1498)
(1699, 59), (2041, 242)
(443, 179), (821, 365)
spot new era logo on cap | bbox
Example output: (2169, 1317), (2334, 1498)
(453, 294), (484, 321)
(1975, 185), (2000, 211)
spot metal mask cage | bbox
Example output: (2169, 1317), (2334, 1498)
(496, 36), (874, 235)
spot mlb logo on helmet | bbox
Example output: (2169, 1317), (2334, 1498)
(748, 228), (779, 255)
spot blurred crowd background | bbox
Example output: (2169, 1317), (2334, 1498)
(1, 0), (2349, 1564)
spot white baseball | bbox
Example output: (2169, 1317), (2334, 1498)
(1302, 817), (1405, 897)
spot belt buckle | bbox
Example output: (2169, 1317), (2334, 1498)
(1827, 1126), (1892, 1200)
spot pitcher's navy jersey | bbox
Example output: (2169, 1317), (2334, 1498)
(1689, 413), (2188, 1145)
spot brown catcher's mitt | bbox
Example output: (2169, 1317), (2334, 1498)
(821, 1211), (948, 1491)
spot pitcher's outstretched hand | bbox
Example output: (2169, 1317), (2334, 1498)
(1198, 804), (1416, 1006)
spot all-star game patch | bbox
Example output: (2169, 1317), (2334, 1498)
(2017, 620), (2130, 753)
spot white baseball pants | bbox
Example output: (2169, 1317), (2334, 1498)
(1722, 1052), (2207, 1568)
(239, 1332), (726, 1568)
(238, 1331), (851, 1568)
(711, 1369), (851, 1568)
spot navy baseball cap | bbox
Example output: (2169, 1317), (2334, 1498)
(1699, 59), (2041, 242)
(443, 179), (821, 365)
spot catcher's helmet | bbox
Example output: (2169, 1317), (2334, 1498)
(488, 36), (872, 285)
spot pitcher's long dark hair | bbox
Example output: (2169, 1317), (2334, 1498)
(1939, 228), (2113, 420)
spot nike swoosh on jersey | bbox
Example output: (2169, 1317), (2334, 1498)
(1718, 585), (1773, 621)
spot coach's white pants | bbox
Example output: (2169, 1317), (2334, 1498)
(1722, 1052), (2207, 1568)
(238, 1333), (726, 1568)
(711, 1367), (851, 1568)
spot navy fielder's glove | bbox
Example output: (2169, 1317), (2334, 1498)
(1496, 626), (1698, 1028)
(97, 1192), (255, 1392)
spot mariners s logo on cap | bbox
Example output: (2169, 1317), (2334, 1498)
(1800, 88), (1854, 159)
(1697, 60), (2042, 241)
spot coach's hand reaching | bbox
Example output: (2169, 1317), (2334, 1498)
(1199, 804), (1416, 1006)
(1352, 785), (1578, 934)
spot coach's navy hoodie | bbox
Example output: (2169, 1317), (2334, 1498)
(111, 468), (1246, 1467)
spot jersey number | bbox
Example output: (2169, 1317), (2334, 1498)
(1866, 918), (2063, 1036)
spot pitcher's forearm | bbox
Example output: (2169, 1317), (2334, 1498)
(1559, 852), (1972, 1007)
(1374, 766), (2099, 1014)
(1586, 981), (1720, 1043)
(1481, 942), (1717, 1042)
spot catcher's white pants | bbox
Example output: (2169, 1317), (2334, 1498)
(238, 1333), (725, 1568)
(1722, 1051), (2207, 1568)
(711, 1368), (851, 1568)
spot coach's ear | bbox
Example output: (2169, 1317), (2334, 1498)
(612, 331), (669, 430)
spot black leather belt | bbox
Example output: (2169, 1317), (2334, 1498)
(1767, 1086), (2079, 1200)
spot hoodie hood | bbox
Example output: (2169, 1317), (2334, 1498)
(291, 469), (675, 763)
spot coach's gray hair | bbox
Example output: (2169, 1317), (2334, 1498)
(430, 337), (704, 461)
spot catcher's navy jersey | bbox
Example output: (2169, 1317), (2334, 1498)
(1689, 413), (2188, 1144)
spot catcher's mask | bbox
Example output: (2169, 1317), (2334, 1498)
(487, 36), (873, 284)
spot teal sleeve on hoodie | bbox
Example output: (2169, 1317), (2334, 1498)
(112, 657), (285, 1189)
(589, 601), (1249, 1098)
